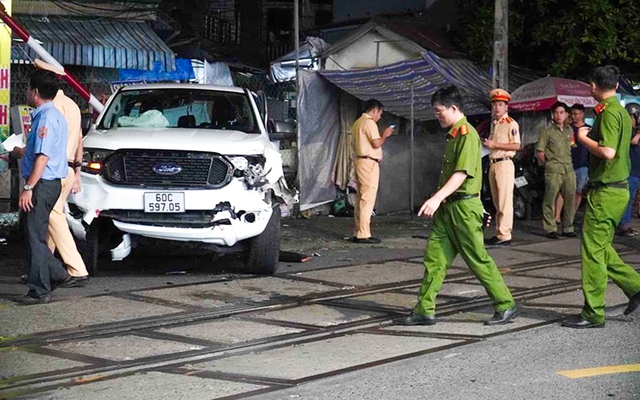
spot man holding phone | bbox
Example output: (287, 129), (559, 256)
(350, 99), (393, 243)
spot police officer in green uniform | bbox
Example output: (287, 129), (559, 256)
(536, 102), (577, 238)
(562, 65), (640, 329)
(396, 86), (519, 326)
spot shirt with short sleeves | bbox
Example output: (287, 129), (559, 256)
(351, 113), (383, 161)
(589, 96), (631, 183)
(536, 123), (574, 174)
(21, 102), (68, 180)
(53, 90), (82, 162)
(489, 113), (520, 159)
(571, 123), (591, 169)
(439, 116), (482, 195)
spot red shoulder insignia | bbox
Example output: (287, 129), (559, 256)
(594, 102), (609, 115)
(460, 125), (469, 136)
(37, 126), (48, 139)
(506, 116), (513, 123)
(449, 128), (458, 138)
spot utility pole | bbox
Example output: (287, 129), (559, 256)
(492, 0), (508, 90)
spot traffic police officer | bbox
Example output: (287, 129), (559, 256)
(536, 102), (577, 238)
(396, 86), (518, 326)
(563, 65), (640, 328)
(15, 70), (70, 304)
(484, 89), (521, 246)
(350, 99), (393, 244)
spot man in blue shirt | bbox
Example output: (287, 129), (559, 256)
(15, 70), (70, 304)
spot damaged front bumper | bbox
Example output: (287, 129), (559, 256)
(67, 173), (274, 247)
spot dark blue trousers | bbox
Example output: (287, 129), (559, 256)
(26, 179), (68, 298)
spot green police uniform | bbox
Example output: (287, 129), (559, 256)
(536, 123), (577, 234)
(581, 96), (640, 324)
(414, 117), (515, 316)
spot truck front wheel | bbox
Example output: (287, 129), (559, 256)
(244, 207), (281, 275)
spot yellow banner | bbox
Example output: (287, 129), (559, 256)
(0, 0), (12, 141)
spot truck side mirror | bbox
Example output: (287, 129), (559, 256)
(81, 112), (92, 136)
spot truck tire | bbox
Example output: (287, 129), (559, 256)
(244, 207), (281, 275)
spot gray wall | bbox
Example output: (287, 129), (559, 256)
(376, 122), (445, 214)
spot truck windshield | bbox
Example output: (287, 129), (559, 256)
(98, 89), (258, 134)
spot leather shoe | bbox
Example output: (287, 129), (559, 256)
(485, 236), (511, 246)
(395, 313), (436, 326)
(624, 291), (640, 315)
(14, 294), (52, 305)
(561, 316), (604, 329)
(546, 232), (559, 239)
(351, 237), (382, 244)
(57, 276), (90, 288)
(484, 305), (519, 325)
(561, 231), (577, 238)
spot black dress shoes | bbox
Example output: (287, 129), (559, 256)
(395, 313), (436, 326)
(58, 276), (90, 288)
(546, 232), (559, 239)
(484, 305), (520, 325)
(485, 236), (511, 246)
(624, 291), (640, 315)
(351, 237), (382, 244)
(14, 294), (52, 305)
(561, 231), (577, 238)
(561, 316), (605, 329)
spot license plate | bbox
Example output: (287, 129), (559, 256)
(514, 176), (528, 188)
(144, 192), (185, 213)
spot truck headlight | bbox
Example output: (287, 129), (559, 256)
(82, 148), (114, 174)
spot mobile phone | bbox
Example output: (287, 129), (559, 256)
(389, 124), (396, 129)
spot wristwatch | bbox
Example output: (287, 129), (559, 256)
(23, 184), (33, 191)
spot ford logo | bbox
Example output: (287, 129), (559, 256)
(152, 163), (182, 176)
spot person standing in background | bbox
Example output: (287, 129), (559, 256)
(616, 107), (640, 237)
(536, 102), (577, 239)
(483, 89), (521, 247)
(350, 99), (393, 244)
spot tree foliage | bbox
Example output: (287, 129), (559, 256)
(454, 0), (640, 78)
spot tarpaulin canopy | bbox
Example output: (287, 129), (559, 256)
(270, 37), (329, 83)
(319, 52), (492, 121)
(11, 16), (175, 71)
(509, 77), (598, 111)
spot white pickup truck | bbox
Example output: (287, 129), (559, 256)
(68, 83), (296, 275)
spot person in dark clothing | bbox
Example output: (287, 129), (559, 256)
(14, 70), (70, 304)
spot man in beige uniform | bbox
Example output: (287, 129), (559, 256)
(483, 89), (521, 246)
(36, 59), (89, 286)
(351, 99), (393, 243)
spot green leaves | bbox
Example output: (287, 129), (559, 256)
(454, 0), (640, 78)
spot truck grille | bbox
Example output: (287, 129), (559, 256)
(102, 150), (233, 188)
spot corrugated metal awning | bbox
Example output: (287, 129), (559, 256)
(319, 52), (491, 121)
(11, 16), (175, 71)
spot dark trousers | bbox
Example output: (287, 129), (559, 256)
(26, 179), (68, 298)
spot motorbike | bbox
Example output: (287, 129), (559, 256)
(481, 142), (544, 220)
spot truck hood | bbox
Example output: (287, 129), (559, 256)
(84, 127), (273, 156)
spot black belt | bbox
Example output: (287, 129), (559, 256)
(358, 156), (381, 163)
(587, 181), (628, 190)
(445, 193), (479, 203)
(489, 157), (512, 164)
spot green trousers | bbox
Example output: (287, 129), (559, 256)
(414, 197), (515, 316)
(581, 186), (640, 323)
(542, 170), (577, 233)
